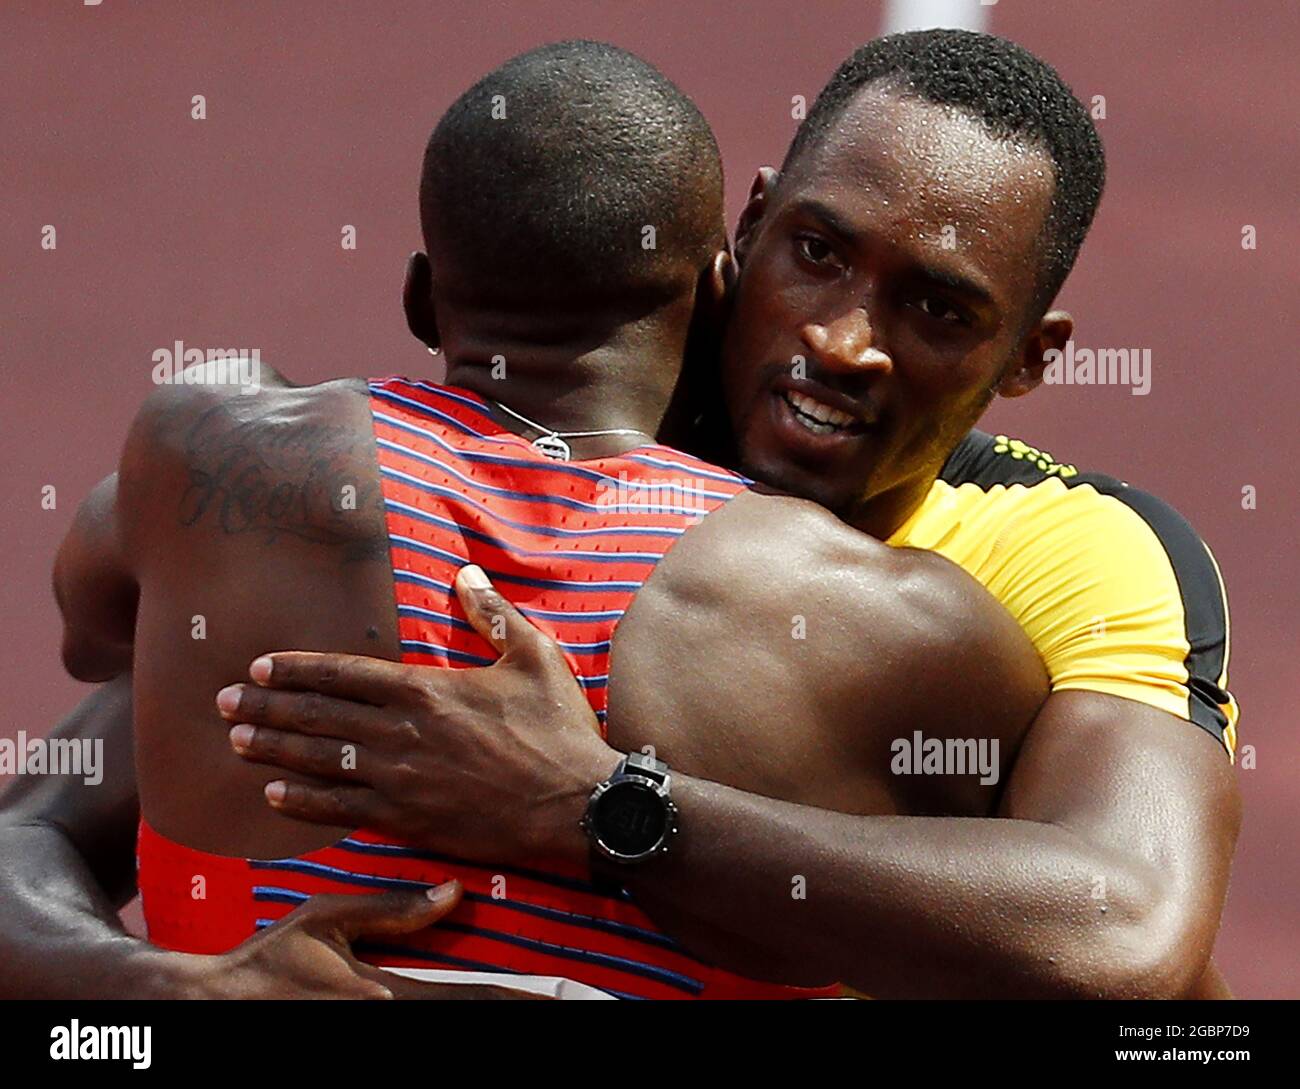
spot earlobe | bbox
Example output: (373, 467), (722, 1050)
(707, 249), (737, 311)
(402, 252), (440, 352)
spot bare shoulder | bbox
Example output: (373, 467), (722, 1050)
(116, 369), (384, 558)
(123, 366), (366, 460)
(667, 489), (979, 632)
(658, 488), (1048, 725)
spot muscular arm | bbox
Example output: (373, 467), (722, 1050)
(229, 619), (1239, 997)
(222, 505), (1241, 998)
(7, 375), (510, 999)
(16, 382), (260, 995)
(612, 513), (1238, 996)
(0, 685), (519, 1000)
(8, 422), (159, 995)
(53, 473), (137, 682)
(3, 451), (159, 994)
(0, 677), (179, 997)
(622, 691), (1239, 998)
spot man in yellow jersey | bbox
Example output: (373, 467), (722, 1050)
(1, 31), (1239, 997)
(213, 31), (1237, 997)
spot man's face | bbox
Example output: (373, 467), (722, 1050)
(720, 85), (1056, 527)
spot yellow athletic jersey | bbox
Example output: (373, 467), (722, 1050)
(887, 431), (1238, 758)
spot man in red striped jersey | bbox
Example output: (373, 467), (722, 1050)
(2, 41), (1046, 998)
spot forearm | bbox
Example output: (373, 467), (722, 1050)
(0, 677), (196, 999)
(0, 820), (192, 998)
(616, 775), (1181, 999)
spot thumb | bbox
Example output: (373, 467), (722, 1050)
(302, 882), (463, 944)
(454, 564), (543, 657)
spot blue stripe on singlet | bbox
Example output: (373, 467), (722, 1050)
(389, 558), (642, 595)
(452, 892), (678, 950)
(371, 387), (505, 442)
(394, 380), (502, 423)
(248, 871), (701, 993)
(393, 381), (747, 500)
(391, 569), (457, 595)
(392, 571), (627, 626)
(380, 467), (684, 540)
(251, 884), (678, 952)
(248, 860), (430, 891)
(426, 924), (703, 994)
(385, 498), (665, 564)
(388, 533), (466, 568)
(395, 605), (613, 655)
(401, 637), (607, 662)
(525, 606), (625, 623)
(378, 437), (720, 517)
(555, 640), (612, 654)
(375, 409), (729, 499)
(487, 571), (641, 594)
(332, 839), (633, 900)
(402, 634), (609, 660)
(398, 641), (497, 666)
(389, 526), (654, 571)
(623, 451), (752, 487)
(350, 941), (539, 977)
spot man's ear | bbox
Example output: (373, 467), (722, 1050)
(402, 252), (441, 352)
(662, 248), (735, 453)
(704, 247), (737, 315)
(997, 309), (1072, 399)
(680, 248), (734, 371)
(734, 167), (779, 267)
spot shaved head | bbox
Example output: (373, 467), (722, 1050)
(421, 40), (724, 311)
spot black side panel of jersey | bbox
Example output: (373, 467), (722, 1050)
(941, 431), (1233, 748)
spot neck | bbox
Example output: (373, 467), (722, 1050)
(844, 471), (941, 541)
(440, 307), (688, 457)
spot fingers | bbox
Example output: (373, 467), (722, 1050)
(297, 884), (463, 943)
(217, 683), (391, 742)
(262, 778), (385, 827)
(454, 564), (541, 657)
(246, 651), (418, 705)
(229, 724), (370, 783)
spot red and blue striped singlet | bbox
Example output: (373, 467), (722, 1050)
(137, 377), (837, 999)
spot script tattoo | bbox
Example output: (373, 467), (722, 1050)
(177, 399), (386, 557)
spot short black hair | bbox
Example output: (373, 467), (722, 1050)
(421, 41), (724, 309)
(783, 30), (1105, 313)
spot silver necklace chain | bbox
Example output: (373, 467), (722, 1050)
(489, 398), (650, 462)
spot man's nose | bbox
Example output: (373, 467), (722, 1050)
(799, 308), (892, 376)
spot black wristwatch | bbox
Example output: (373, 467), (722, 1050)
(581, 752), (679, 865)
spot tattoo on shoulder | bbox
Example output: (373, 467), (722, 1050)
(176, 399), (387, 553)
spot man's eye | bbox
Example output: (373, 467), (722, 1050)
(795, 235), (842, 269)
(914, 297), (965, 324)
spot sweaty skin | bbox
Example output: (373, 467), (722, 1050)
(8, 51), (1239, 1001)
(220, 85), (1240, 997)
(63, 375), (400, 857)
(0, 673), (532, 999)
(56, 367), (1045, 868)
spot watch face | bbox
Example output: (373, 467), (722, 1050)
(592, 780), (667, 856)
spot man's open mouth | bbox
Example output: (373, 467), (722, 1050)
(778, 389), (865, 436)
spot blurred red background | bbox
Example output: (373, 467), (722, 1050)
(2, 0), (1296, 996)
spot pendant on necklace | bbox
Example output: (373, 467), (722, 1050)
(532, 434), (572, 461)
